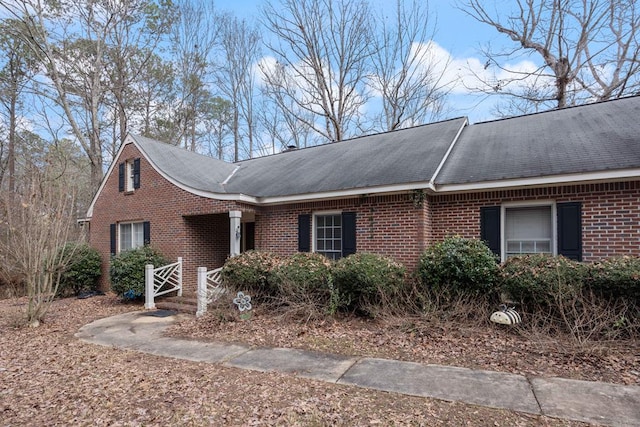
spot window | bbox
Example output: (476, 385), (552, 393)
(504, 205), (553, 258)
(315, 214), (343, 260)
(118, 158), (140, 192)
(119, 222), (145, 252)
(125, 160), (135, 192)
(480, 202), (582, 262)
(298, 212), (356, 259)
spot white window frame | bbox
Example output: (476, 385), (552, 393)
(500, 200), (557, 262)
(312, 211), (343, 260)
(119, 221), (145, 253)
(125, 159), (135, 192)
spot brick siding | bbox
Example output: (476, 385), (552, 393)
(430, 181), (640, 261)
(91, 141), (640, 292)
(90, 143), (253, 291)
(256, 194), (431, 269)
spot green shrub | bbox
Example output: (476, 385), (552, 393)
(110, 246), (168, 300)
(57, 243), (102, 296)
(272, 252), (336, 314)
(221, 250), (280, 297)
(500, 254), (586, 309)
(332, 252), (406, 316)
(272, 252), (333, 294)
(586, 256), (640, 302)
(416, 236), (499, 296)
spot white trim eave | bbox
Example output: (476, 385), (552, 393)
(434, 169), (640, 193)
(256, 182), (437, 206)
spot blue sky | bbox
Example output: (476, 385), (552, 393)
(214, 0), (515, 123)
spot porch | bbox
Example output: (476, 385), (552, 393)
(148, 210), (255, 314)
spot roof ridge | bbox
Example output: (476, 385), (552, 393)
(471, 94), (640, 125)
(236, 117), (469, 164)
(131, 134), (234, 166)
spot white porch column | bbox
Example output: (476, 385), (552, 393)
(196, 266), (207, 317)
(144, 264), (155, 309)
(229, 210), (242, 258)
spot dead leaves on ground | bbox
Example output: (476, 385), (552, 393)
(169, 308), (640, 386)
(0, 296), (609, 426)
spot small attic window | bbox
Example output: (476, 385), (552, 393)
(119, 158), (140, 192)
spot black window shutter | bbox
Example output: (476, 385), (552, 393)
(110, 224), (117, 255)
(480, 206), (501, 256)
(342, 212), (357, 257)
(298, 214), (310, 252)
(143, 221), (151, 246)
(133, 158), (141, 189)
(118, 163), (125, 192)
(557, 202), (582, 261)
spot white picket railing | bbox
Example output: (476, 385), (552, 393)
(196, 266), (225, 317)
(144, 257), (183, 310)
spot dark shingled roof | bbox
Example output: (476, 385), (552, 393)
(126, 96), (640, 201)
(224, 118), (467, 197)
(435, 96), (640, 185)
(131, 134), (237, 194)
(131, 118), (467, 198)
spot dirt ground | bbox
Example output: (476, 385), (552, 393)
(1, 295), (634, 426)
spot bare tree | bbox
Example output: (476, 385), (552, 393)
(170, 0), (220, 151)
(459, 0), (640, 113)
(261, 0), (374, 142)
(0, 19), (38, 193)
(1, 0), (116, 190)
(258, 93), (318, 153)
(0, 150), (79, 327)
(369, 0), (450, 131)
(215, 15), (261, 161)
(0, 0), (175, 190)
(104, 0), (175, 157)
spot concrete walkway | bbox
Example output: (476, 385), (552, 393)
(75, 310), (640, 427)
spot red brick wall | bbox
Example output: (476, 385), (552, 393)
(89, 142), (252, 291)
(91, 141), (640, 293)
(430, 181), (640, 261)
(183, 214), (230, 286)
(255, 194), (430, 270)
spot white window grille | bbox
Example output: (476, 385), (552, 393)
(314, 213), (342, 260)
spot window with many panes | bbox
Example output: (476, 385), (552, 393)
(119, 222), (144, 252)
(314, 214), (342, 260)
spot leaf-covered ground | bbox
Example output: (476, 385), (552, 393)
(0, 295), (627, 426)
(169, 306), (640, 386)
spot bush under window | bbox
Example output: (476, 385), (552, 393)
(110, 246), (168, 300)
(417, 236), (499, 297)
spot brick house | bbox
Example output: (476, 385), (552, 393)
(86, 96), (640, 290)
